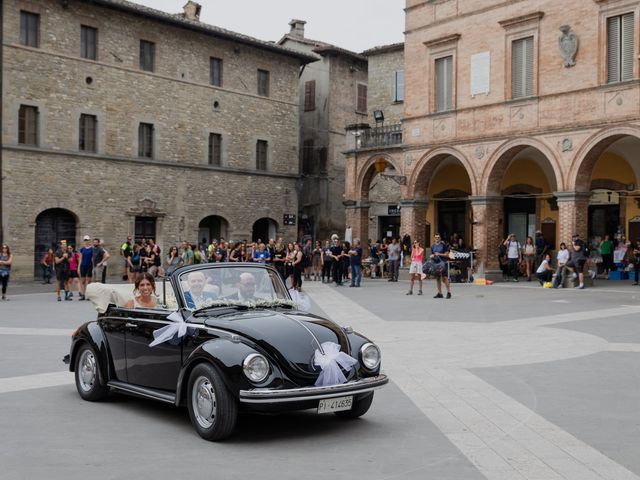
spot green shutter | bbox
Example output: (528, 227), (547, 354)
(622, 13), (634, 81)
(608, 16), (621, 83)
(436, 56), (452, 111)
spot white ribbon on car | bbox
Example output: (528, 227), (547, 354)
(313, 342), (357, 387)
(288, 288), (311, 312)
(150, 311), (188, 347)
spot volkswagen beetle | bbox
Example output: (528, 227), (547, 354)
(64, 263), (387, 441)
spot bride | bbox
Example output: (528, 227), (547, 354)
(125, 272), (158, 309)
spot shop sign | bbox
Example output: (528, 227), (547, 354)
(283, 214), (297, 226)
(388, 205), (401, 215)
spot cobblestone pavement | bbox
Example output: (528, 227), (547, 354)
(0, 275), (639, 479)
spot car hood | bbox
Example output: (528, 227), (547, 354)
(203, 310), (350, 383)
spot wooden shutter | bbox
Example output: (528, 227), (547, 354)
(209, 133), (221, 166)
(622, 13), (634, 81)
(608, 16), (621, 83)
(512, 37), (533, 98)
(81, 26), (97, 60)
(138, 123), (153, 158)
(79, 114), (96, 152)
(210, 58), (222, 87)
(393, 70), (405, 102)
(140, 41), (155, 72)
(357, 84), (367, 112)
(256, 140), (268, 170)
(20, 11), (39, 48)
(436, 56), (452, 111)
(304, 80), (316, 110)
(18, 105), (38, 145)
(302, 139), (314, 174)
(258, 70), (270, 96)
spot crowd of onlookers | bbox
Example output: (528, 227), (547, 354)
(499, 231), (640, 289)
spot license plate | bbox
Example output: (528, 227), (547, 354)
(317, 395), (353, 414)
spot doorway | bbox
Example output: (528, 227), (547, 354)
(378, 216), (400, 240)
(504, 196), (536, 242)
(437, 200), (467, 244)
(34, 208), (77, 279)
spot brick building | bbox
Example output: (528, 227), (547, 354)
(278, 20), (368, 241)
(344, 0), (640, 278)
(2, 0), (315, 279)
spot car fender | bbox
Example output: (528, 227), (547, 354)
(68, 321), (112, 385)
(175, 338), (282, 406)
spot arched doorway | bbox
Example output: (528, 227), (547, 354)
(252, 218), (278, 243)
(34, 208), (77, 279)
(572, 132), (640, 245)
(198, 215), (229, 245)
(412, 152), (474, 246)
(486, 144), (560, 248)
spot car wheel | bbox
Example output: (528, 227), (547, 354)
(335, 392), (374, 419)
(187, 363), (238, 441)
(74, 344), (109, 401)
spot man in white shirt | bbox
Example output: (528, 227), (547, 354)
(503, 234), (522, 282)
(554, 242), (570, 288)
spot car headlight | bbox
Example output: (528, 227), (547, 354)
(242, 353), (270, 382)
(360, 343), (381, 370)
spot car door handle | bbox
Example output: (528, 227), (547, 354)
(125, 323), (138, 329)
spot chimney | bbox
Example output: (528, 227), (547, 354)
(289, 19), (306, 38)
(182, 1), (201, 21)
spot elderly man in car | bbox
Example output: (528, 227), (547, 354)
(184, 271), (218, 309)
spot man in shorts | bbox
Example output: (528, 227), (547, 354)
(430, 233), (452, 299)
(565, 234), (587, 289)
(54, 240), (71, 301)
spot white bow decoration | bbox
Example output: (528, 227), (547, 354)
(288, 288), (311, 312)
(313, 342), (357, 387)
(150, 311), (188, 347)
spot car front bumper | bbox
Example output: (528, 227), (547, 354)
(239, 374), (388, 404)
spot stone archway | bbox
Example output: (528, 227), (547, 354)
(252, 218), (278, 243)
(198, 215), (230, 245)
(34, 208), (77, 279)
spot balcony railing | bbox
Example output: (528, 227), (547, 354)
(358, 124), (402, 149)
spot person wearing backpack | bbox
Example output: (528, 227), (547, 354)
(503, 234), (522, 282)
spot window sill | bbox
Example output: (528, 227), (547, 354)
(504, 95), (539, 105)
(427, 109), (455, 118)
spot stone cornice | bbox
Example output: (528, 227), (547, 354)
(499, 12), (544, 29)
(423, 34), (461, 49)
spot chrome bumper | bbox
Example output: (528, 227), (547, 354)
(239, 374), (388, 404)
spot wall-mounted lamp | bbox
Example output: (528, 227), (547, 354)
(373, 110), (384, 123)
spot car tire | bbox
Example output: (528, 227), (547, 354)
(187, 363), (238, 441)
(335, 392), (374, 419)
(74, 343), (109, 401)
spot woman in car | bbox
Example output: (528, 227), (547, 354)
(125, 272), (158, 309)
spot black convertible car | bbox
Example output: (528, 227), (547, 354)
(64, 263), (388, 440)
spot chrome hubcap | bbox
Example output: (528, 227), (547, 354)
(192, 376), (216, 429)
(78, 350), (96, 392)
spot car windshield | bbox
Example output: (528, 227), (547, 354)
(177, 265), (292, 311)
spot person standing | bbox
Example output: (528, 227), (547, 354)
(68, 244), (81, 299)
(79, 236), (93, 299)
(407, 240), (425, 295)
(321, 240), (332, 283)
(272, 241), (287, 281)
(430, 233), (452, 298)
(181, 241), (194, 266)
(92, 238), (110, 284)
(55, 240), (71, 301)
(348, 239), (363, 287)
(523, 236), (536, 281)
(165, 246), (182, 277)
(387, 237), (401, 282)
(535, 231), (549, 268)
(599, 234), (614, 279)
(127, 244), (142, 283)
(311, 241), (322, 281)
(290, 242), (303, 291)
(253, 243), (271, 264)
(0, 244), (14, 301)
(553, 242), (570, 288)
(40, 248), (53, 285)
(329, 237), (344, 286)
(503, 234), (522, 282)
(565, 234), (587, 289)
(631, 240), (640, 286)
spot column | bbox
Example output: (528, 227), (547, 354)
(554, 192), (590, 245)
(399, 200), (429, 245)
(344, 200), (369, 243)
(470, 196), (503, 278)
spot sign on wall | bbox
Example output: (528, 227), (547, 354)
(388, 205), (401, 215)
(283, 214), (297, 226)
(470, 51), (491, 96)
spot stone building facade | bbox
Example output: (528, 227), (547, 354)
(2, 0), (315, 279)
(279, 21), (368, 241)
(345, 0), (640, 277)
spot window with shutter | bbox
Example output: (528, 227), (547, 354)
(512, 36), (534, 98)
(140, 40), (155, 72)
(210, 58), (223, 87)
(258, 70), (270, 97)
(18, 105), (38, 146)
(79, 114), (97, 152)
(304, 80), (316, 110)
(208, 133), (222, 166)
(81, 25), (97, 60)
(256, 140), (268, 170)
(357, 84), (367, 113)
(138, 123), (154, 158)
(20, 11), (39, 48)
(393, 70), (405, 102)
(435, 56), (453, 112)
(607, 13), (634, 83)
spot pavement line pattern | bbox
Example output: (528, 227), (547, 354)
(496, 306), (640, 328)
(605, 343), (640, 353)
(0, 327), (72, 336)
(0, 371), (73, 394)
(303, 282), (640, 480)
